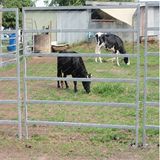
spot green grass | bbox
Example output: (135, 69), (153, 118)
(0, 41), (159, 159)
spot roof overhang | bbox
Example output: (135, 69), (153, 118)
(101, 8), (137, 26)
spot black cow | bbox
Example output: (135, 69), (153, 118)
(57, 50), (91, 93)
(95, 32), (130, 66)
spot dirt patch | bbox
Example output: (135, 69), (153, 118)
(108, 152), (141, 160)
(29, 57), (56, 64)
(0, 147), (158, 160)
(0, 68), (16, 77)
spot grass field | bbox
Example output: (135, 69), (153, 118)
(0, 41), (159, 160)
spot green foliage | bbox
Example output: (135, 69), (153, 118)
(49, 0), (85, 6)
(1, 0), (33, 28)
(92, 83), (125, 97)
(90, 132), (128, 143)
(49, 0), (134, 6)
(32, 134), (49, 141)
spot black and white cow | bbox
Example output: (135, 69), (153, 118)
(57, 50), (91, 93)
(95, 32), (130, 66)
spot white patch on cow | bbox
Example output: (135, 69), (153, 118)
(96, 32), (103, 37)
(115, 50), (120, 66)
(107, 46), (115, 52)
(95, 42), (104, 63)
(127, 59), (130, 65)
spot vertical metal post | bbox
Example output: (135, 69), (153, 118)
(0, 9), (2, 66)
(24, 57), (28, 139)
(135, 4), (140, 147)
(16, 9), (22, 139)
(22, 8), (29, 139)
(142, 2), (148, 147)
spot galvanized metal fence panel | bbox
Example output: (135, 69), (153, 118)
(142, 2), (160, 147)
(0, 8), (22, 139)
(23, 4), (141, 147)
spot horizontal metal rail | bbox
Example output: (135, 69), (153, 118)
(27, 120), (136, 130)
(6, 44), (16, 47)
(146, 52), (159, 56)
(1, 45), (13, 49)
(23, 28), (138, 34)
(23, 5), (139, 11)
(1, 37), (16, 41)
(146, 77), (159, 81)
(0, 59), (17, 66)
(26, 100), (136, 108)
(145, 125), (160, 130)
(0, 30), (16, 34)
(0, 77), (17, 81)
(0, 100), (18, 104)
(0, 53), (17, 58)
(0, 120), (18, 125)
(24, 53), (138, 58)
(25, 76), (137, 83)
(145, 2), (159, 7)
(147, 27), (159, 31)
(145, 102), (159, 107)
(0, 8), (18, 12)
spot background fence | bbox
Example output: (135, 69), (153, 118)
(0, 8), (22, 139)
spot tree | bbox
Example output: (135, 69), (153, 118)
(48, 0), (134, 6)
(1, 0), (33, 28)
(49, 0), (85, 6)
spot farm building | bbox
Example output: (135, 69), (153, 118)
(24, 4), (137, 48)
(25, 1), (159, 47)
(139, 1), (159, 41)
(86, 1), (160, 41)
(25, 9), (90, 47)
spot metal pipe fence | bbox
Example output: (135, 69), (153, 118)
(0, 8), (22, 139)
(1, 3), (158, 147)
(23, 4), (141, 147)
(142, 2), (160, 147)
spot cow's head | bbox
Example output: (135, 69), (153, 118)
(82, 73), (92, 93)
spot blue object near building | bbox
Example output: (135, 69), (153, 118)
(7, 33), (16, 52)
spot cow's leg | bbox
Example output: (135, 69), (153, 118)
(64, 74), (69, 88)
(116, 50), (120, 66)
(98, 44), (103, 63)
(107, 46), (116, 63)
(95, 44), (99, 62)
(95, 44), (103, 63)
(57, 63), (62, 88)
(60, 73), (64, 88)
(126, 57), (130, 65)
(61, 81), (64, 88)
(57, 81), (60, 88)
(73, 81), (78, 92)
